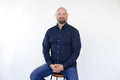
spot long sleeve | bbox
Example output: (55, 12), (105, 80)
(42, 31), (53, 65)
(63, 30), (81, 69)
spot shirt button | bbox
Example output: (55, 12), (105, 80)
(57, 46), (60, 48)
(58, 40), (60, 42)
(57, 51), (59, 53)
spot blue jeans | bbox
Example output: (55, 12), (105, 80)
(30, 64), (79, 80)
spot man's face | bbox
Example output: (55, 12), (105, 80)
(56, 8), (68, 24)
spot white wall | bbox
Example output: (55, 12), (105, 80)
(0, 0), (120, 80)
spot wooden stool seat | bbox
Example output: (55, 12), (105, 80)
(52, 73), (64, 77)
(50, 73), (65, 80)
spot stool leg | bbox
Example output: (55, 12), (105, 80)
(64, 77), (65, 80)
(56, 77), (58, 80)
(50, 75), (52, 80)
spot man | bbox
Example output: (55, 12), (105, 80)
(30, 7), (81, 80)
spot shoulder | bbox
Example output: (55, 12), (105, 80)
(46, 25), (56, 34)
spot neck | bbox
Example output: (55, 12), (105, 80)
(58, 23), (66, 29)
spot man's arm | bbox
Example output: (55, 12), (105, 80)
(63, 29), (81, 69)
(42, 31), (53, 66)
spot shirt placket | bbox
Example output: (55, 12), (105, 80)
(56, 29), (62, 63)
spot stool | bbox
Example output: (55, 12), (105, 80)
(50, 73), (65, 80)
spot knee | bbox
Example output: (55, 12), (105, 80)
(30, 72), (33, 80)
(30, 71), (35, 80)
(30, 70), (43, 80)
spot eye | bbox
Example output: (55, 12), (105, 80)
(63, 13), (66, 15)
(58, 13), (61, 15)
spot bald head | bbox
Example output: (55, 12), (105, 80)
(55, 7), (68, 24)
(56, 7), (68, 14)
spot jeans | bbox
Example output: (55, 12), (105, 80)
(30, 64), (79, 80)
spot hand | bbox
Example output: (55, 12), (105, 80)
(56, 64), (64, 72)
(49, 64), (60, 73)
(50, 64), (64, 73)
(50, 64), (56, 70)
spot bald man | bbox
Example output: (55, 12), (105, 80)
(30, 7), (81, 80)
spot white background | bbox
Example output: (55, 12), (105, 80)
(0, 0), (120, 80)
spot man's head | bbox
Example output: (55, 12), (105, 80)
(55, 7), (68, 24)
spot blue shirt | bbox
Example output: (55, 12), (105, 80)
(42, 23), (81, 69)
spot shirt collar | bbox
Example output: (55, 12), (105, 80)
(55, 23), (68, 30)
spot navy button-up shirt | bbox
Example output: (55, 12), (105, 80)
(42, 23), (81, 69)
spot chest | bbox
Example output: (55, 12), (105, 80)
(49, 29), (72, 44)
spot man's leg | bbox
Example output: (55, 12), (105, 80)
(30, 64), (53, 80)
(62, 65), (79, 80)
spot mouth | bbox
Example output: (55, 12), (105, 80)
(59, 17), (64, 19)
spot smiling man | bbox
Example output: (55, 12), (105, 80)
(30, 7), (81, 80)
